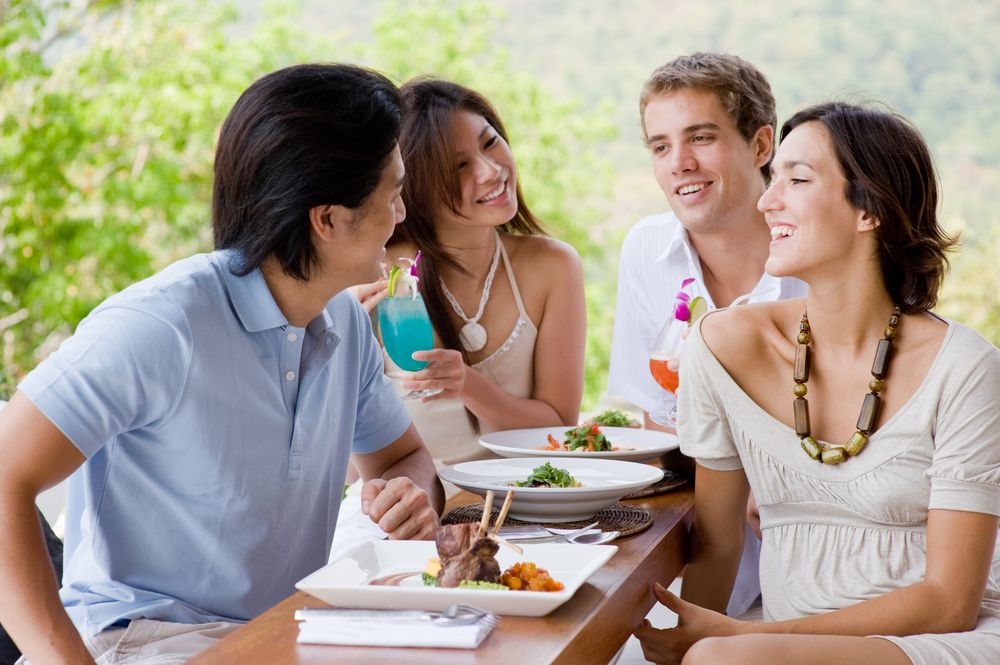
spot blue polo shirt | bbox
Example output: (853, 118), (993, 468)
(18, 250), (411, 635)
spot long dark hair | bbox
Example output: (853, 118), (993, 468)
(213, 63), (402, 279)
(780, 102), (957, 313)
(392, 78), (546, 365)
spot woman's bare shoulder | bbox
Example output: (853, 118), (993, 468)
(700, 299), (801, 372)
(504, 234), (582, 277)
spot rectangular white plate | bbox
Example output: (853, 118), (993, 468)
(297, 540), (617, 617)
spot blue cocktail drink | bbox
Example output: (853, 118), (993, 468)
(378, 294), (435, 372)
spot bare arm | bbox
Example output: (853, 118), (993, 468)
(639, 507), (997, 662)
(407, 240), (586, 430)
(353, 423), (444, 540)
(0, 393), (95, 665)
(753, 508), (996, 635)
(680, 464), (749, 613)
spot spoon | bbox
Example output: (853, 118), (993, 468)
(569, 529), (619, 545)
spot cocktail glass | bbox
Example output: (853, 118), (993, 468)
(648, 316), (685, 428)
(378, 294), (443, 400)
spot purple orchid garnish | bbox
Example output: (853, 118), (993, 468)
(674, 301), (691, 322)
(409, 250), (422, 277)
(673, 278), (696, 323)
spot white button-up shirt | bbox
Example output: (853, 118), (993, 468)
(609, 211), (807, 423)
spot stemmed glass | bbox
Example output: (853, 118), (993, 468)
(377, 293), (443, 400)
(648, 316), (685, 428)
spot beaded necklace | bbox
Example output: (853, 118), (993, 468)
(440, 231), (502, 353)
(793, 305), (901, 464)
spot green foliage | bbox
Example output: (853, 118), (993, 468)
(0, 0), (615, 405)
(0, 0), (313, 398)
(1, 0), (997, 407)
(939, 221), (1000, 345)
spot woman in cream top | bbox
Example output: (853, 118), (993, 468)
(633, 102), (1000, 665)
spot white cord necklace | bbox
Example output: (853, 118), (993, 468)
(440, 232), (502, 352)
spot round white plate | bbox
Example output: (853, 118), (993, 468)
(479, 426), (678, 462)
(438, 457), (664, 522)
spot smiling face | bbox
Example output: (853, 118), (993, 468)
(643, 87), (772, 235)
(437, 110), (519, 229)
(759, 122), (872, 280)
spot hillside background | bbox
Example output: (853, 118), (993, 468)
(2, 0), (998, 406)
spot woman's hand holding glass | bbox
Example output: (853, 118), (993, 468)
(377, 293), (443, 400)
(400, 348), (467, 401)
(346, 278), (388, 314)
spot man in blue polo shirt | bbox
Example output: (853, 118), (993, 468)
(0, 63), (444, 664)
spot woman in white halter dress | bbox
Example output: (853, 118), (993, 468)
(333, 80), (586, 556)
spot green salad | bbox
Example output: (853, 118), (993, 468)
(514, 461), (581, 488)
(561, 424), (612, 452)
(586, 409), (641, 428)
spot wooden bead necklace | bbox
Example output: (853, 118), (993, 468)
(793, 305), (901, 464)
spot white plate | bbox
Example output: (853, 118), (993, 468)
(480, 426), (678, 462)
(438, 457), (664, 522)
(297, 539), (617, 617)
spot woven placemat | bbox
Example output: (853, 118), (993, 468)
(442, 501), (652, 537)
(623, 469), (689, 499)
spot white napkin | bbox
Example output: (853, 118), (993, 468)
(295, 609), (497, 648)
(328, 488), (387, 564)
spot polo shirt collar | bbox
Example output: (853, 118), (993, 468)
(308, 306), (336, 337)
(218, 251), (339, 335)
(218, 251), (289, 333)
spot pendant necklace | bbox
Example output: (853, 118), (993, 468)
(440, 232), (502, 353)
(793, 305), (901, 464)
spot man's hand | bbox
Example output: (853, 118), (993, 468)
(360, 477), (439, 540)
(632, 582), (745, 664)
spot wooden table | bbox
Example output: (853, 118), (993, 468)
(190, 488), (693, 665)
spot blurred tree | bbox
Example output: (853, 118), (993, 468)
(2, 0), (995, 406)
(0, 0), (312, 398)
(0, 0), (616, 406)
(939, 222), (1000, 341)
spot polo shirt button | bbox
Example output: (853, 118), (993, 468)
(287, 332), (298, 342)
(285, 371), (295, 381)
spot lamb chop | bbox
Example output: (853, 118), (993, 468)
(435, 490), (519, 588)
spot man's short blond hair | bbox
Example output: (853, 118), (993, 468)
(640, 53), (776, 180)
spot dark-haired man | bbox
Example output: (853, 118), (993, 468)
(0, 63), (443, 664)
(609, 53), (807, 619)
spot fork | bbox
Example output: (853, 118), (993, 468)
(431, 603), (499, 627)
(542, 521), (600, 542)
(295, 603), (498, 628)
